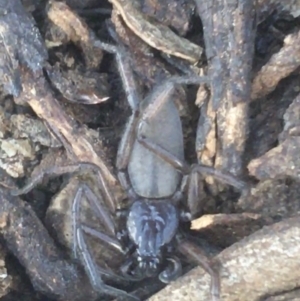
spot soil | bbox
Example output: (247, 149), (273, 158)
(0, 1), (300, 301)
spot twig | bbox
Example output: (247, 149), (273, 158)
(108, 0), (202, 63)
(195, 0), (255, 176)
(16, 69), (117, 187)
(251, 30), (300, 100)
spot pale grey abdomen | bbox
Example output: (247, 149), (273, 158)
(128, 99), (184, 198)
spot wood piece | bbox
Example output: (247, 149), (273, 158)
(149, 217), (300, 301)
(0, 187), (97, 300)
(0, 0), (47, 96)
(191, 213), (265, 248)
(109, 0), (202, 63)
(251, 31), (300, 100)
(257, 0), (300, 19)
(47, 0), (104, 69)
(195, 0), (255, 176)
(15, 69), (117, 187)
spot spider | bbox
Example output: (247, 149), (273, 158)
(12, 36), (249, 301)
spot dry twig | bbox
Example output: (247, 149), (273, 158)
(16, 70), (117, 187)
(195, 0), (255, 176)
(248, 92), (300, 180)
(109, 0), (202, 63)
(251, 30), (300, 100)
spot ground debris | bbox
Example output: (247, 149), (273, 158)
(0, 105), (46, 178)
(0, 0), (300, 300)
(251, 30), (300, 100)
(15, 69), (117, 186)
(0, 0), (47, 96)
(264, 289), (300, 301)
(248, 92), (300, 180)
(248, 137), (300, 180)
(140, 0), (195, 36)
(109, 0), (202, 63)
(150, 217), (300, 301)
(195, 0), (255, 177)
(237, 177), (300, 220)
(46, 0), (104, 69)
(10, 114), (61, 148)
(0, 243), (11, 298)
(191, 213), (265, 248)
(45, 63), (110, 105)
(258, 0), (300, 19)
(280, 90), (300, 140)
(0, 186), (97, 300)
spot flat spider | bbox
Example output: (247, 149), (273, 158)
(12, 38), (248, 301)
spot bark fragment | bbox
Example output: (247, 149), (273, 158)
(0, 0), (47, 96)
(149, 218), (300, 301)
(16, 69), (117, 187)
(0, 187), (97, 300)
(195, 0), (255, 176)
(109, 0), (202, 63)
(251, 31), (300, 100)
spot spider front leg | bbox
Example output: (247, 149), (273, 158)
(136, 81), (250, 210)
(72, 183), (140, 301)
(11, 162), (140, 299)
(137, 135), (249, 191)
(138, 135), (249, 218)
(11, 162), (118, 212)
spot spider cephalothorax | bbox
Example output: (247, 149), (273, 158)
(122, 200), (180, 280)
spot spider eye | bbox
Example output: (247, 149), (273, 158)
(137, 257), (160, 277)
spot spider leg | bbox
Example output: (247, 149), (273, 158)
(190, 164), (248, 190)
(158, 256), (182, 283)
(134, 75), (210, 177)
(11, 162), (118, 212)
(137, 135), (249, 214)
(76, 226), (140, 301)
(134, 76), (249, 214)
(116, 77), (209, 198)
(137, 75), (210, 127)
(94, 33), (211, 204)
(178, 239), (220, 301)
(72, 183), (140, 301)
(186, 164), (249, 215)
(96, 38), (141, 200)
(137, 133), (248, 184)
(10, 164), (86, 196)
(72, 183), (119, 247)
(137, 135), (190, 173)
(116, 113), (140, 200)
(93, 38), (139, 112)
